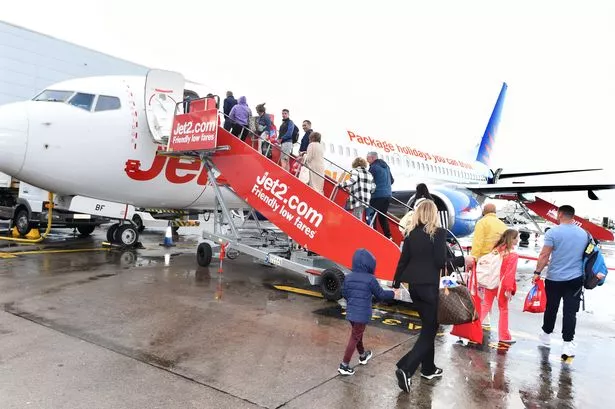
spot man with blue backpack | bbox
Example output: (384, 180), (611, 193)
(532, 205), (607, 359)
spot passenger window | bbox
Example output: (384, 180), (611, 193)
(95, 95), (121, 112)
(33, 89), (74, 102)
(68, 93), (95, 111)
(330, 143), (335, 154)
(345, 147), (351, 157)
(338, 145), (343, 155)
(353, 148), (358, 157)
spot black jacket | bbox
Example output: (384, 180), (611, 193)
(223, 96), (237, 116)
(299, 129), (312, 153)
(393, 226), (464, 287)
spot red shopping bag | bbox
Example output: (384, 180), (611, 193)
(450, 262), (484, 344)
(523, 279), (547, 313)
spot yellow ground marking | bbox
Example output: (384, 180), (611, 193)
(272, 285), (422, 319)
(373, 304), (420, 318)
(273, 285), (323, 298)
(1, 248), (110, 257)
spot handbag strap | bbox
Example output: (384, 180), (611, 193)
(467, 260), (478, 295)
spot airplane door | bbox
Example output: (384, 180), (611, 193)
(144, 69), (185, 145)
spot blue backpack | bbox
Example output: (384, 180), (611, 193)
(582, 232), (608, 290)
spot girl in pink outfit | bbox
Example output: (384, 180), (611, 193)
(479, 229), (519, 343)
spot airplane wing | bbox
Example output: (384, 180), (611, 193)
(496, 168), (602, 180)
(465, 182), (615, 195)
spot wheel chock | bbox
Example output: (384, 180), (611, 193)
(26, 229), (41, 240)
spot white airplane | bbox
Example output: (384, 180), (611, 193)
(0, 69), (613, 246)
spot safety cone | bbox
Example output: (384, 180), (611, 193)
(160, 222), (176, 247)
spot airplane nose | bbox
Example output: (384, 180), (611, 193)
(0, 102), (28, 178)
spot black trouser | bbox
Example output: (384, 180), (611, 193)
(230, 123), (248, 141)
(223, 118), (233, 131)
(542, 276), (583, 342)
(397, 284), (439, 376)
(369, 197), (391, 238)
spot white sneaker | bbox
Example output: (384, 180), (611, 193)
(539, 331), (551, 347)
(562, 341), (576, 358)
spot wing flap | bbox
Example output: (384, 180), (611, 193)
(465, 182), (615, 195)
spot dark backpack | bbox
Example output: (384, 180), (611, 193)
(582, 232), (608, 290)
(291, 123), (300, 144)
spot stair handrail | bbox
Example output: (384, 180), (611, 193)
(179, 96), (411, 236)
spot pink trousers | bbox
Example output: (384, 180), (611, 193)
(479, 287), (511, 341)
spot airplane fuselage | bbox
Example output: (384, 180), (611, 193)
(0, 73), (489, 238)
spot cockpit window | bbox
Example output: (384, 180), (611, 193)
(33, 90), (74, 102)
(68, 93), (95, 111)
(95, 95), (121, 112)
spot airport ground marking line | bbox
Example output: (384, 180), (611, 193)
(273, 285), (323, 298)
(4, 248), (111, 256)
(373, 304), (420, 318)
(272, 285), (421, 318)
(3, 306), (268, 409)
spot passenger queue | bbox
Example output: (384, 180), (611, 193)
(209, 91), (599, 393)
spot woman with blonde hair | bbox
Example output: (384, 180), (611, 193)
(338, 157), (375, 220)
(391, 200), (447, 392)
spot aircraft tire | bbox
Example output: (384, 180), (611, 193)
(77, 225), (95, 236)
(197, 242), (213, 267)
(116, 224), (138, 247)
(320, 268), (345, 301)
(106, 224), (119, 243)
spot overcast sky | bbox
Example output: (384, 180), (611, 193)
(2, 0), (615, 217)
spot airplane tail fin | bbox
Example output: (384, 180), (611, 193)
(475, 82), (508, 167)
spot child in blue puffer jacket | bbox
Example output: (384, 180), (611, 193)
(338, 248), (398, 375)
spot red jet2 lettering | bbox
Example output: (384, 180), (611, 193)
(124, 156), (208, 185)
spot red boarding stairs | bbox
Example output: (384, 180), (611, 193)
(170, 99), (403, 281)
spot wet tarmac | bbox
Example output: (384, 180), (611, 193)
(0, 226), (614, 408)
